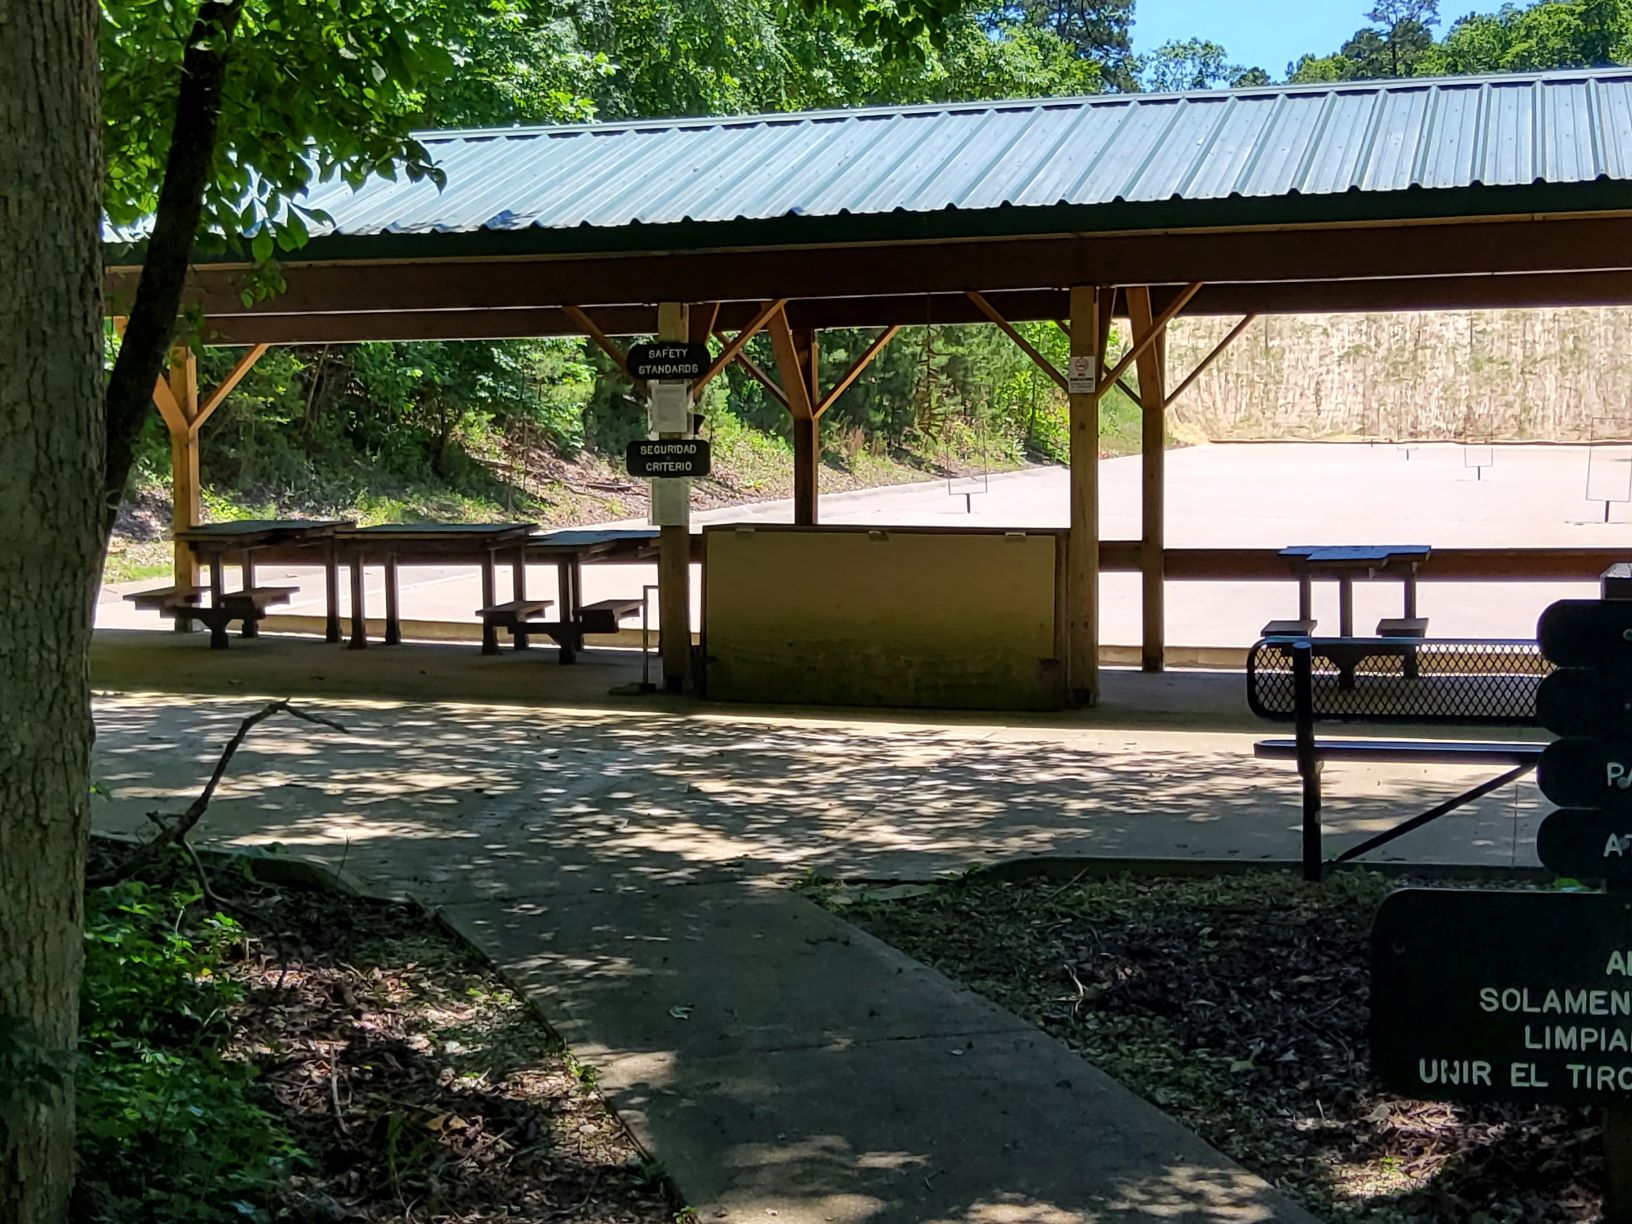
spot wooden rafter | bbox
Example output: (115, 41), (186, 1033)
(690, 302), (720, 344)
(766, 305), (814, 419)
(194, 343), (269, 430)
(563, 304), (649, 398)
(967, 291), (1066, 391)
(150, 376), (188, 434)
(1099, 282), (1203, 394)
(694, 298), (785, 393)
(1164, 314), (1258, 409)
(815, 326), (900, 418)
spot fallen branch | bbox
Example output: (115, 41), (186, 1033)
(92, 698), (348, 886)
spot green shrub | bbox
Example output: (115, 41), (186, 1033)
(73, 879), (302, 1223)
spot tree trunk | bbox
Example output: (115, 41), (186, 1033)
(0, 0), (105, 1220)
(102, 0), (244, 530)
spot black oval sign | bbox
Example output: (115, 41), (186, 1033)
(1537, 809), (1632, 880)
(1538, 599), (1632, 668)
(1538, 667), (1632, 738)
(626, 438), (711, 478)
(1538, 738), (1632, 809)
(628, 342), (711, 381)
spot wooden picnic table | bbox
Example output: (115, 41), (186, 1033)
(175, 519), (351, 642)
(335, 522), (537, 651)
(523, 528), (660, 663)
(1279, 544), (1432, 638)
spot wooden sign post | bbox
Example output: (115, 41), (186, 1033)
(1371, 592), (1632, 1220)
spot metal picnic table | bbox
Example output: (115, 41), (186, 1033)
(174, 519), (351, 642)
(524, 528), (660, 663)
(1279, 544), (1432, 637)
(1276, 544), (1433, 688)
(336, 522), (536, 651)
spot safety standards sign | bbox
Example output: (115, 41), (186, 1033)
(628, 342), (710, 382)
(627, 438), (711, 479)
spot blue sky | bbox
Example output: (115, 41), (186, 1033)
(1131, 1), (1489, 78)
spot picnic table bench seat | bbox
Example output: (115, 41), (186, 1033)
(477, 598), (553, 655)
(148, 585), (296, 650)
(1247, 635), (1549, 880)
(578, 596), (645, 635)
(1261, 617), (1317, 637)
(1376, 616), (1430, 637)
(124, 584), (204, 611)
(476, 598), (552, 626)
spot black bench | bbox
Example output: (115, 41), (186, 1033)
(124, 584), (203, 611)
(1248, 635), (1549, 880)
(578, 596), (646, 635)
(476, 599), (553, 654)
(503, 596), (646, 664)
(138, 585), (296, 649)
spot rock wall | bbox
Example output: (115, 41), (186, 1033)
(1162, 308), (1632, 442)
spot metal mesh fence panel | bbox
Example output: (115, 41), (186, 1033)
(1247, 637), (1548, 725)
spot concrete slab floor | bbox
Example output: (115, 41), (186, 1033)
(91, 690), (1531, 1220)
(441, 884), (1312, 1223)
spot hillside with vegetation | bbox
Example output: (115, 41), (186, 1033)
(107, 0), (1632, 579)
(1166, 306), (1632, 444)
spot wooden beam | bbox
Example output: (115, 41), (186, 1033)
(115, 215), (1632, 320)
(690, 302), (720, 345)
(1100, 282), (1202, 394)
(150, 375), (188, 434)
(1127, 287), (1167, 674)
(784, 327), (821, 525)
(193, 343), (269, 431)
(563, 304), (648, 398)
(815, 326), (900, 418)
(966, 291), (1066, 391)
(186, 268), (1632, 346)
(731, 350), (790, 409)
(1095, 290), (1115, 390)
(767, 306), (814, 420)
(1164, 314), (1258, 409)
(694, 298), (785, 394)
(166, 350), (201, 590)
(1067, 286), (1101, 707)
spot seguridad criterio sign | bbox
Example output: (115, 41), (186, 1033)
(626, 438), (711, 479)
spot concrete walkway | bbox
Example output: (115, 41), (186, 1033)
(93, 684), (1539, 1220)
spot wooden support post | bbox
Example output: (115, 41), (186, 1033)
(795, 329), (819, 525)
(166, 350), (201, 593)
(1128, 287), (1168, 673)
(1067, 287), (1102, 706)
(656, 302), (692, 692)
(793, 417), (819, 526)
(769, 311), (821, 526)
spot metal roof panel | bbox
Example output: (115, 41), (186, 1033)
(106, 68), (1632, 250)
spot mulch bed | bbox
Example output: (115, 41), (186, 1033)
(825, 870), (1604, 1224)
(93, 841), (679, 1224)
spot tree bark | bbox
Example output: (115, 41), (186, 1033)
(102, 0), (245, 533)
(0, 0), (105, 1220)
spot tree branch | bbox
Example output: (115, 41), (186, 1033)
(92, 699), (348, 886)
(102, 0), (247, 537)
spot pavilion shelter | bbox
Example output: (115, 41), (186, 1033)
(106, 68), (1632, 708)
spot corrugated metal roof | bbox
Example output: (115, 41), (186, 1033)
(110, 69), (1632, 249)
